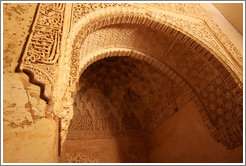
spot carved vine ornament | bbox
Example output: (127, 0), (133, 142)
(19, 3), (243, 150)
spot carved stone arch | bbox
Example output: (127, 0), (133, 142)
(59, 47), (215, 148)
(17, 3), (243, 154)
(56, 6), (242, 151)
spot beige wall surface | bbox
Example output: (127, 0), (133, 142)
(213, 3), (243, 35)
(3, 3), (58, 163)
(201, 3), (243, 55)
(149, 101), (243, 163)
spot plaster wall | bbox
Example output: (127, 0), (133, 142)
(200, 3), (243, 55)
(3, 3), (57, 163)
(148, 101), (243, 163)
(212, 3), (243, 35)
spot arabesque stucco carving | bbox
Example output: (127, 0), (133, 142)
(18, 3), (243, 152)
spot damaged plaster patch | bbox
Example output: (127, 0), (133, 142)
(3, 73), (33, 126)
(3, 73), (47, 128)
(19, 73), (46, 116)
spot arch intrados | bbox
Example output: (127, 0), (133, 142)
(78, 48), (187, 86)
(76, 48), (217, 135)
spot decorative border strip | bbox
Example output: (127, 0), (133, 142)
(19, 3), (66, 101)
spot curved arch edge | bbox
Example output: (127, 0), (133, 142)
(67, 5), (242, 87)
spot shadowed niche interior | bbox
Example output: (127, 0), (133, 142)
(60, 56), (242, 163)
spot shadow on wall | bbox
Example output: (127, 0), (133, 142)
(61, 57), (154, 162)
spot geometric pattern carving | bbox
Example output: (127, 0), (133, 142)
(200, 76), (243, 149)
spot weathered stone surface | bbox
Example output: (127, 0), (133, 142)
(3, 119), (57, 163)
(3, 3), (37, 73)
(3, 3), (57, 163)
(3, 73), (32, 126)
